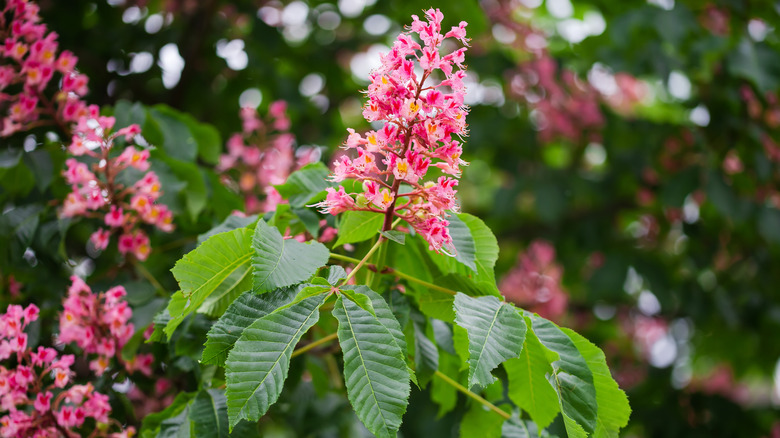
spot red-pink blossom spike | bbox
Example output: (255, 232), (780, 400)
(316, 9), (470, 254)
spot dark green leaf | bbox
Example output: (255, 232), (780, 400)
(251, 220), (329, 293)
(334, 211), (383, 248)
(563, 328), (631, 438)
(166, 227), (254, 337)
(531, 315), (597, 436)
(453, 294), (527, 388)
(225, 293), (326, 429)
(333, 295), (410, 438)
(273, 162), (330, 207)
(201, 288), (297, 366)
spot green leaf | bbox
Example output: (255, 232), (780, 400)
(341, 287), (376, 316)
(166, 227), (254, 337)
(201, 288), (297, 366)
(459, 403), (505, 438)
(159, 155), (208, 222)
(448, 214), (477, 271)
(225, 293), (326, 429)
(453, 294), (527, 388)
(189, 389), (229, 438)
(325, 265), (347, 285)
(273, 162), (330, 207)
(412, 316), (439, 387)
(563, 328), (631, 438)
(334, 210), (383, 248)
(429, 213), (498, 295)
(23, 149), (53, 192)
(148, 105), (200, 162)
(158, 404), (192, 438)
(501, 415), (531, 438)
(188, 121), (222, 166)
(198, 214), (259, 244)
(333, 296), (410, 438)
(341, 285), (407, 355)
(140, 392), (196, 438)
(418, 289), (458, 322)
(380, 230), (406, 245)
(431, 351), (460, 417)
(251, 220), (329, 293)
(531, 315), (598, 436)
(504, 324), (561, 430)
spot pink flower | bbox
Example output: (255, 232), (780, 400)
(105, 205), (124, 227)
(118, 233), (135, 255)
(312, 186), (356, 215)
(89, 229), (111, 251)
(34, 392), (52, 413)
(322, 9), (469, 253)
(30, 347), (57, 367)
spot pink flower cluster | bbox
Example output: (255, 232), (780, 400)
(0, 304), (133, 438)
(0, 0), (90, 137)
(486, 2), (645, 145)
(316, 9), (470, 253)
(59, 276), (153, 377)
(61, 115), (174, 260)
(218, 101), (318, 213)
(499, 240), (568, 320)
(509, 55), (604, 144)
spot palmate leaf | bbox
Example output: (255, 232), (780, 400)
(201, 288), (297, 366)
(453, 293), (527, 388)
(563, 328), (631, 438)
(504, 324), (561, 430)
(252, 220), (329, 294)
(166, 227), (254, 337)
(225, 292), (327, 429)
(531, 315), (598, 437)
(334, 295), (411, 438)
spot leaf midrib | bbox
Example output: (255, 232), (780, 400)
(342, 301), (391, 435)
(472, 304), (501, 385)
(179, 252), (251, 303)
(255, 233), (285, 291)
(237, 302), (320, 419)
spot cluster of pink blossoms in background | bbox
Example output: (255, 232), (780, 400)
(218, 101), (318, 214)
(60, 276), (153, 377)
(486, 1), (646, 145)
(316, 9), (470, 253)
(61, 115), (174, 260)
(499, 240), (568, 321)
(0, 302), (134, 437)
(0, 0), (91, 137)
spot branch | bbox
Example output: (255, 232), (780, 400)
(433, 370), (511, 420)
(329, 253), (458, 296)
(291, 332), (339, 358)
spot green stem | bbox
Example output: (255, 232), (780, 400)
(288, 333), (508, 421)
(433, 370), (511, 420)
(330, 253), (362, 265)
(389, 269), (457, 296)
(341, 237), (386, 286)
(366, 237), (388, 290)
(133, 260), (165, 294)
(329, 253), (458, 296)
(291, 332), (339, 358)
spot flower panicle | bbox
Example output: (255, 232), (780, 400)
(61, 117), (174, 260)
(316, 8), (470, 254)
